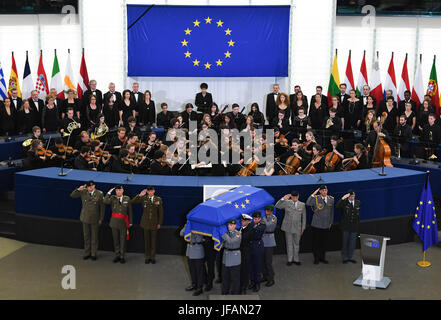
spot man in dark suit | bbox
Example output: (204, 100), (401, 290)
(266, 84), (280, 124)
(180, 103), (198, 129)
(156, 103), (174, 129)
(360, 85), (376, 107)
(82, 80), (103, 110)
(338, 83), (350, 105)
(310, 86), (328, 108)
(398, 90), (417, 114)
(10, 88), (22, 111)
(29, 90), (45, 126)
(195, 83), (213, 114)
(130, 82), (144, 105)
(227, 104), (246, 130)
(103, 83), (122, 109)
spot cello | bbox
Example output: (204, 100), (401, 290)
(324, 138), (343, 172)
(299, 148), (327, 174)
(371, 114), (393, 168)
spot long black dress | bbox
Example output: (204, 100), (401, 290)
(42, 106), (60, 132)
(17, 108), (38, 134)
(0, 104), (17, 136)
(119, 100), (136, 127)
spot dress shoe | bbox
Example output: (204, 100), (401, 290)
(261, 277), (268, 283)
(252, 283), (260, 292)
(343, 260), (349, 264)
(91, 256), (97, 261)
(215, 278), (222, 284)
(83, 255), (91, 260)
(248, 282), (255, 290)
(151, 259), (156, 264)
(348, 259), (357, 264)
(120, 258), (126, 264)
(286, 261), (293, 266)
(265, 280), (275, 287)
(145, 259), (151, 264)
(193, 288), (203, 296)
(204, 283), (213, 292)
(241, 288), (247, 295)
(113, 257), (121, 263)
(293, 261), (301, 266)
(185, 285), (196, 291)
(320, 259), (329, 264)
(313, 260), (319, 265)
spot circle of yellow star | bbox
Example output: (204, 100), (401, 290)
(205, 17), (212, 24)
(422, 225), (425, 228)
(184, 28), (192, 35)
(224, 51), (232, 58)
(181, 39), (188, 47)
(415, 214), (418, 218)
(228, 39), (235, 47)
(184, 51), (192, 58)
(241, 204), (246, 208)
(245, 199), (250, 204)
(204, 62), (211, 69)
(216, 20), (224, 27)
(227, 201), (232, 204)
(234, 203), (239, 209)
(225, 28), (232, 35)
(193, 20), (200, 27)
(417, 221), (420, 225)
(193, 59), (200, 66)
(428, 200), (432, 204)
(433, 220), (436, 224)
(428, 225), (431, 229)
(216, 59), (223, 66)
(420, 201), (423, 205)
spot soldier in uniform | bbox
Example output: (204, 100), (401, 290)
(239, 214), (253, 294)
(249, 211), (266, 292)
(276, 190), (306, 266)
(70, 180), (104, 260)
(221, 219), (242, 295)
(131, 186), (163, 264)
(103, 185), (133, 264)
(180, 224), (206, 296)
(262, 205), (277, 287)
(306, 185), (334, 264)
(336, 190), (361, 264)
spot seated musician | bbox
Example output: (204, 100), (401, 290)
(209, 103), (220, 127)
(366, 120), (392, 162)
(421, 113), (441, 160)
(273, 127), (289, 158)
(22, 126), (45, 155)
(292, 107), (311, 142)
(110, 127), (127, 155)
(302, 131), (317, 156)
(90, 113), (109, 143)
(241, 115), (255, 133)
(298, 144), (325, 174)
(60, 107), (81, 145)
(393, 115), (413, 158)
(180, 103), (198, 130)
(74, 131), (92, 151)
(89, 140), (111, 171)
(144, 131), (160, 159)
(110, 148), (132, 174)
(221, 114), (236, 130)
(200, 113), (216, 131)
(127, 143), (148, 172)
(156, 103), (173, 130)
(342, 143), (368, 170)
(276, 139), (308, 174)
(361, 110), (376, 141)
(270, 110), (290, 135)
(74, 146), (95, 171)
(126, 116), (142, 136)
(150, 150), (172, 175)
(324, 135), (344, 171)
(248, 103), (265, 128)
(227, 104), (246, 130)
(23, 139), (50, 170)
(50, 137), (70, 167)
(322, 107), (342, 141)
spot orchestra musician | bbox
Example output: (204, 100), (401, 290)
(156, 103), (174, 130)
(298, 144), (325, 174)
(248, 103), (265, 128)
(110, 127), (128, 155)
(302, 131), (317, 156)
(74, 146), (96, 171)
(150, 150), (172, 175)
(227, 104), (246, 130)
(111, 148), (133, 174)
(366, 121), (392, 163)
(393, 115), (413, 158)
(341, 143), (369, 170)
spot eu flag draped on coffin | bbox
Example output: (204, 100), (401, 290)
(184, 186), (274, 250)
(127, 5), (289, 77)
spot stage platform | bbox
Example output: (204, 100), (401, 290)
(10, 167), (427, 255)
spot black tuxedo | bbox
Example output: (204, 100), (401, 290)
(338, 93), (350, 105)
(10, 97), (22, 111)
(130, 91), (144, 106)
(266, 92), (280, 123)
(360, 95), (377, 107)
(83, 89), (103, 108)
(398, 99), (417, 115)
(103, 91), (123, 108)
(195, 92), (213, 114)
(28, 98), (45, 126)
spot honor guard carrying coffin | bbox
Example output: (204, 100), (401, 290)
(276, 190), (306, 266)
(306, 185), (334, 265)
(104, 185), (133, 264)
(221, 219), (242, 295)
(262, 205), (277, 287)
(70, 180), (104, 261)
(131, 186), (163, 264)
(249, 211), (266, 292)
(180, 224), (206, 296)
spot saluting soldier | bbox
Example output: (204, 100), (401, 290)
(306, 185), (334, 265)
(336, 190), (360, 264)
(239, 214), (253, 294)
(249, 211), (266, 292)
(221, 219), (242, 295)
(262, 205), (277, 287)
(180, 224), (206, 296)
(131, 186), (163, 264)
(103, 185), (133, 264)
(276, 190), (306, 266)
(70, 180), (104, 260)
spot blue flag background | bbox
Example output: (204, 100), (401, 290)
(412, 180), (439, 252)
(127, 5), (290, 77)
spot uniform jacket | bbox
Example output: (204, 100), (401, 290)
(240, 223), (253, 256)
(306, 195), (334, 229)
(336, 199), (361, 233)
(103, 194), (133, 230)
(222, 229), (241, 267)
(131, 194), (164, 230)
(180, 225), (205, 260)
(70, 189), (105, 224)
(261, 214), (277, 248)
(276, 199), (306, 234)
(250, 222), (266, 253)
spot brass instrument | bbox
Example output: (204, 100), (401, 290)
(429, 131), (437, 160)
(91, 123), (109, 140)
(325, 117), (333, 129)
(63, 119), (80, 137)
(22, 138), (34, 147)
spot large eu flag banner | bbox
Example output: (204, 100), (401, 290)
(127, 5), (290, 77)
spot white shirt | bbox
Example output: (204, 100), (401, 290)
(273, 93), (278, 102)
(33, 100), (39, 111)
(322, 196), (327, 204)
(12, 98), (18, 109)
(150, 196), (154, 203)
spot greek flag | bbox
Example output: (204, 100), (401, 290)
(0, 60), (7, 100)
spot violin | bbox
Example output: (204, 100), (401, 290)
(57, 145), (77, 155)
(94, 149), (110, 160)
(277, 134), (288, 147)
(37, 148), (53, 158)
(134, 141), (147, 150)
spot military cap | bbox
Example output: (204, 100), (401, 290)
(146, 186), (155, 191)
(291, 190), (299, 197)
(241, 214), (252, 220)
(228, 219), (237, 225)
(265, 205), (274, 211)
(115, 185), (123, 190)
(319, 185), (327, 190)
(252, 211), (262, 218)
(347, 189), (355, 196)
(85, 180), (95, 187)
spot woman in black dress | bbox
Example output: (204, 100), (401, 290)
(138, 90), (155, 127)
(86, 95), (101, 129)
(209, 103), (220, 127)
(0, 97), (17, 136)
(402, 102), (416, 133)
(248, 103), (265, 128)
(102, 95), (120, 129)
(17, 100), (38, 134)
(378, 96), (399, 133)
(308, 94), (327, 130)
(345, 90), (363, 130)
(276, 93), (291, 125)
(62, 89), (80, 119)
(291, 90), (308, 121)
(42, 95), (60, 133)
(417, 100), (432, 134)
(292, 106), (311, 142)
(119, 90), (136, 127)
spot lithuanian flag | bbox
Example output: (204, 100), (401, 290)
(327, 50), (340, 107)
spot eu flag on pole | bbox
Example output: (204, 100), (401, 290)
(413, 179), (439, 252)
(127, 5), (290, 77)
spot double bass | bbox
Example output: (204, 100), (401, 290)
(371, 114), (393, 168)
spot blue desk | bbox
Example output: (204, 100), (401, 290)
(15, 167), (426, 227)
(393, 161), (441, 196)
(0, 167), (18, 194)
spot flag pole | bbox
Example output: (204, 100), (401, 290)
(417, 170), (432, 268)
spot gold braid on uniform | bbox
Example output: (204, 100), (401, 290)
(315, 195), (324, 210)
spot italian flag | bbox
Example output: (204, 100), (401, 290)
(327, 50), (340, 106)
(50, 50), (65, 99)
(427, 56), (440, 116)
(356, 51), (368, 97)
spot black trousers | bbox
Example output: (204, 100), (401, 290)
(240, 250), (251, 289)
(263, 247), (275, 281)
(222, 264), (241, 294)
(311, 226), (329, 261)
(204, 242), (216, 285)
(188, 258), (206, 289)
(216, 247), (224, 280)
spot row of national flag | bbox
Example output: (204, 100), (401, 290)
(0, 49), (90, 101)
(327, 50), (441, 116)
